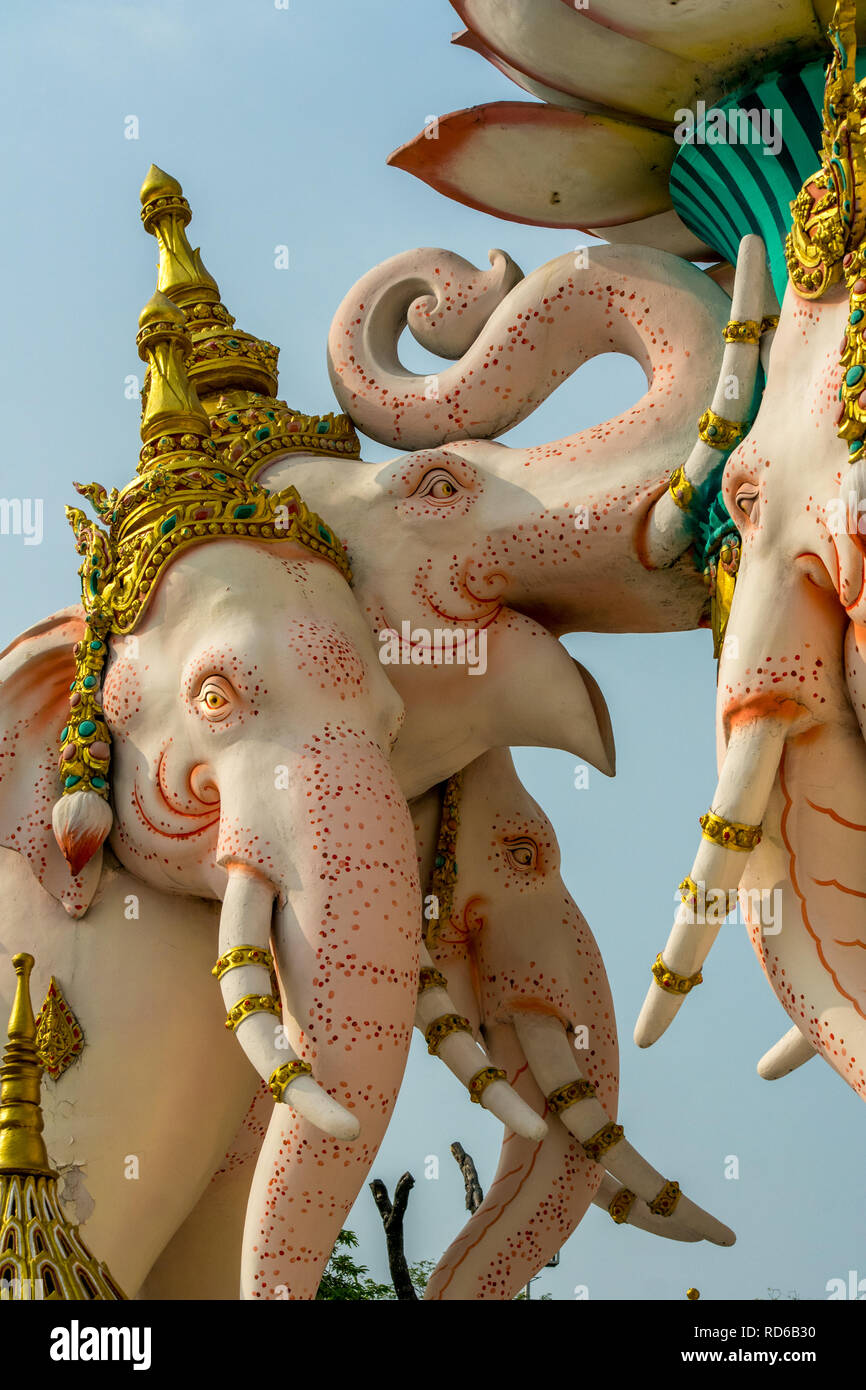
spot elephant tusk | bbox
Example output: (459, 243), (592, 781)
(217, 864), (360, 1141)
(634, 718), (785, 1049)
(416, 944), (547, 1142)
(645, 234), (768, 570)
(757, 1025), (817, 1080)
(513, 1012), (735, 1247)
(593, 1175), (701, 1244)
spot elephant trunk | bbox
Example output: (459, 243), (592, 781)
(228, 740), (421, 1300)
(328, 243), (729, 456)
(634, 714), (790, 1048)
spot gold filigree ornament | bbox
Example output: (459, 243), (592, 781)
(52, 289), (353, 875)
(33, 979), (84, 1082)
(786, 3), (866, 466)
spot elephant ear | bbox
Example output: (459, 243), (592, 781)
(0, 605), (103, 917)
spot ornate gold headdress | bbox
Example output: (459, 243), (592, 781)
(139, 165), (361, 477)
(786, 0), (866, 464)
(53, 273), (355, 875)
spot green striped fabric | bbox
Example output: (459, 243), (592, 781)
(670, 55), (866, 300)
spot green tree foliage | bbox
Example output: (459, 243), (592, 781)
(315, 1230), (433, 1300)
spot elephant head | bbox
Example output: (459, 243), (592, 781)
(634, 256), (866, 1101)
(412, 748), (733, 1299)
(133, 168), (774, 797)
(0, 291), (435, 1300)
(270, 238), (773, 793)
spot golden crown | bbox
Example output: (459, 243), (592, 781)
(139, 165), (361, 474)
(55, 285), (353, 838)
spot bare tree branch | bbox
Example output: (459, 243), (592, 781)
(369, 1173), (418, 1301)
(450, 1142), (484, 1213)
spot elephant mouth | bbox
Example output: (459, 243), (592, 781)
(424, 593), (503, 628)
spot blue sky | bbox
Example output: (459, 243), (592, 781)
(0, 0), (862, 1301)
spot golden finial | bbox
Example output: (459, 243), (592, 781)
(686, 1287), (700, 1300)
(140, 165), (279, 399)
(0, 955), (126, 1298)
(139, 164), (221, 305)
(0, 953), (55, 1179)
(138, 165), (360, 473)
(136, 290), (212, 450)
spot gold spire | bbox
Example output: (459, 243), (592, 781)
(0, 955), (126, 1300)
(138, 165), (360, 474)
(0, 954), (54, 1179)
(136, 290), (213, 451)
(140, 164), (279, 399)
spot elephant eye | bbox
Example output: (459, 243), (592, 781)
(733, 483), (759, 522)
(503, 835), (538, 870)
(414, 468), (462, 503)
(196, 676), (236, 722)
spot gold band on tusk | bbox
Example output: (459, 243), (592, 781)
(697, 408), (746, 450)
(268, 1059), (313, 1102)
(467, 1065), (507, 1102)
(760, 315), (780, 333)
(648, 1180), (681, 1217)
(608, 1188), (637, 1224)
(723, 318), (762, 344)
(678, 876), (700, 909)
(699, 809), (762, 851)
(652, 953), (703, 996)
(212, 945), (275, 981)
(224, 993), (281, 1031)
(582, 1121), (624, 1162)
(425, 1013), (472, 1055)
(547, 1078), (597, 1115)
(418, 965), (449, 995)
(668, 464), (695, 511)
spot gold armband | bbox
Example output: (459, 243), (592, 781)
(699, 809), (761, 851)
(268, 1059), (313, 1102)
(467, 1066), (506, 1102)
(651, 953), (702, 996)
(582, 1121), (624, 1162)
(425, 1013), (472, 1055)
(648, 1180), (681, 1217)
(723, 318), (762, 344)
(225, 993), (281, 1031)
(668, 464), (695, 511)
(608, 1188), (637, 1224)
(418, 965), (448, 995)
(697, 408), (746, 450)
(547, 1078), (596, 1115)
(212, 945), (274, 981)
